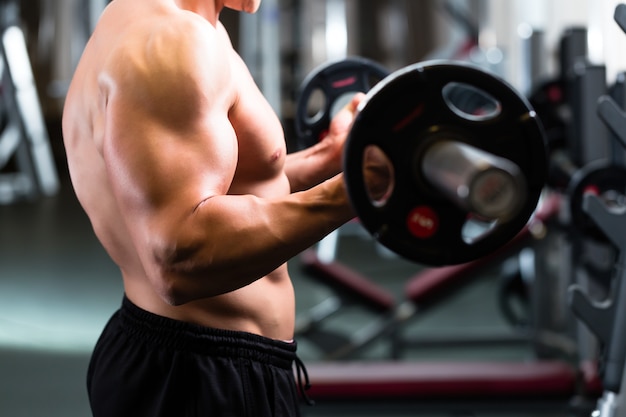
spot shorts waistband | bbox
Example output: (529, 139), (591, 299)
(118, 296), (297, 370)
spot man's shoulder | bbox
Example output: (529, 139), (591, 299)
(107, 16), (222, 86)
(137, 14), (220, 62)
(100, 12), (234, 121)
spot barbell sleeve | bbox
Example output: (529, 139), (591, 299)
(421, 140), (528, 221)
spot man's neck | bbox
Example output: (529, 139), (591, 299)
(174, 0), (221, 25)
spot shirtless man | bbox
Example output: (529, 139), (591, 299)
(62, 0), (362, 416)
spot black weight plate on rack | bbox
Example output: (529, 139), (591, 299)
(567, 160), (626, 242)
(343, 60), (548, 266)
(295, 57), (389, 150)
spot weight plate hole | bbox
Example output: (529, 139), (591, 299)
(462, 215), (498, 244)
(330, 92), (359, 120)
(363, 145), (395, 207)
(442, 82), (502, 122)
(305, 87), (327, 124)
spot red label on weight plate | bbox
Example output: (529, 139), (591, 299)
(332, 76), (357, 89)
(407, 206), (439, 238)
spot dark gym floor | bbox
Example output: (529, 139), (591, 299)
(0, 152), (587, 416)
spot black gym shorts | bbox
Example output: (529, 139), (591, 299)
(87, 296), (307, 417)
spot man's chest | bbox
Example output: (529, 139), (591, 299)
(228, 58), (287, 183)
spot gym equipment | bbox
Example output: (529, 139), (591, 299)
(530, 27), (614, 191)
(566, 161), (626, 242)
(393, 194), (568, 358)
(531, 27), (618, 371)
(569, 190), (626, 417)
(288, 32), (626, 417)
(565, 7), (626, 417)
(561, 6), (626, 417)
(599, 89), (626, 154)
(297, 190), (563, 363)
(294, 246), (398, 348)
(344, 60), (547, 265)
(296, 194), (600, 415)
(294, 57), (389, 150)
(292, 46), (613, 416)
(0, 1), (59, 203)
(548, 148), (626, 244)
(293, 4), (626, 414)
(529, 79), (567, 162)
(305, 360), (600, 415)
(294, 58), (555, 361)
(294, 58), (556, 359)
(293, 58), (394, 342)
(300, 194), (599, 412)
(293, 50), (607, 414)
(567, 63), (611, 167)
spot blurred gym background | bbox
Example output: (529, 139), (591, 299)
(2, 0), (626, 416)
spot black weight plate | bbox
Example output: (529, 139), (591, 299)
(344, 60), (548, 266)
(295, 57), (389, 150)
(567, 160), (626, 242)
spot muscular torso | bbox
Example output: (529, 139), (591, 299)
(62, 1), (296, 340)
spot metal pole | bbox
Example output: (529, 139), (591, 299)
(260, 0), (282, 117)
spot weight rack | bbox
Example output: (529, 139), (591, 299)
(552, 4), (626, 417)
(0, 1), (59, 204)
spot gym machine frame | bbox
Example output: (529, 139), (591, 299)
(0, 0), (59, 204)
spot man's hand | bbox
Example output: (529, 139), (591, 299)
(319, 93), (366, 174)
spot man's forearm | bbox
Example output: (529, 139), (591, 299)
(285, 141), (342, 192)
(147, 177), (354, 304)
